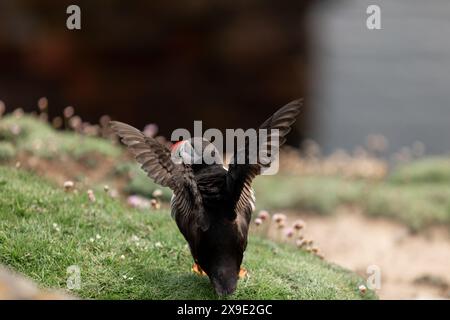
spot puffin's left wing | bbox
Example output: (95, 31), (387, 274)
(227, 100), (302, 221)
(110, 121), (208, 230)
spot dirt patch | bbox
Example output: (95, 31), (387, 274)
(283, 207), (450, 299)
(15, 152), (127, 189)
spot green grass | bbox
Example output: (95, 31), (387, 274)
(0, 141), (16, 162)
(0, 166), (375, 299)
(389, 157), (450, 184)
(364, 183), (450, 231)
(254, 173), (450, 232)
(112, 161), (172, 201)
(0, 114), (120, 160)
(254, 175), (364, 214)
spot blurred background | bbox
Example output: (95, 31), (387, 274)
(0, 0), (449, 300)
(1, 0), (449, 154)
(310, 0), (450, 155)
(0, 0), (313, 143)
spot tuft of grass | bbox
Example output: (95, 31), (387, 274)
(389, 157), (450, 184)
(0, 115), (120, 160)
(112, 161), (172, 201)
(364, 183), (450, 232)
(254, 175), (364, 214)
(254, 174), (450, 231)
(0, 141), (16, 162)
(0, 166), (375, 300)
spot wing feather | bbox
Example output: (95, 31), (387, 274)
(227, 99), (302, 221)
(110, 121), (208, 230)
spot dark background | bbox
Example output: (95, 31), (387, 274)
(0, 0), (315, 144)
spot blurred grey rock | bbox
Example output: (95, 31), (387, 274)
(0, 265), (75, 300)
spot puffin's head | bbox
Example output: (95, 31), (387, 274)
(196, 222), (243, 296)
(208, 259), (240, 296)
(171, 137), (222, 166)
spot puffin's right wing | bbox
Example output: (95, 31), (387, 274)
(110, 121), (208, 230)
(227, 100), (302, 223)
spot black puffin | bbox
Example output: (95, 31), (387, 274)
(110, 100), (301, 295)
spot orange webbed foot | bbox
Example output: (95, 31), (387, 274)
(239, 267), (248, 279)
(192, 263), (207, 276)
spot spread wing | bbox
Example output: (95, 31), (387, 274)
(110, 121), (208, 230)
(227, 99), (302, 221)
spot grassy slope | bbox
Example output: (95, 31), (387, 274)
(2, 115), (448, 232)
(0, 166), (375, 300)
(0, 114), (120, 160)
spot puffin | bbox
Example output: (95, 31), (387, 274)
(110, 100), (301, 295)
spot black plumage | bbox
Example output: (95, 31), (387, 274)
(110, 100), (301, 295)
